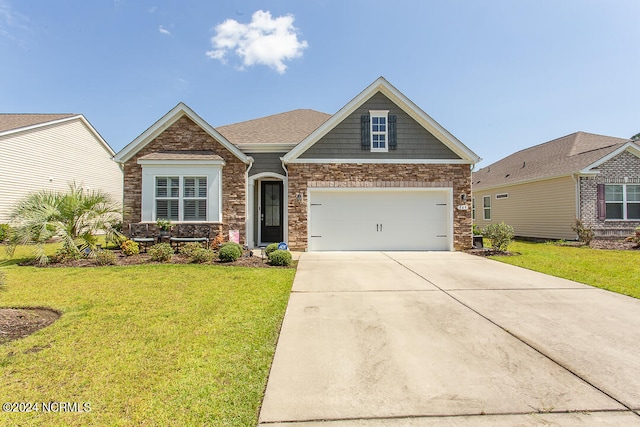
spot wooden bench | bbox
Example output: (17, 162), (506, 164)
(169, 224), (211, 251)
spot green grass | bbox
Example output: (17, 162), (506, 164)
(0, 245), (295, 426)
(489, 240), (640, 298)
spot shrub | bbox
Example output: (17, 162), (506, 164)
(0, 224), (11, 242)
(625, 226), (640, 248)
(49, 246), (84, 264)
(482, 222), (515, 252)
(264, 243), (279, 257)
(211, 233), (225, 248)
(95, 250), (117, 266)
(219, 243), (242, 262)
(268, 249), (292, 266)
(148, 243), (174, 262)
(571, 218), (595, 245)
(179, 242), (204, 258)
(188, 248), (215, 264)
(120, 239), (140, 256)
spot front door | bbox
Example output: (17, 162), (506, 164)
(260, 181), (283, 243)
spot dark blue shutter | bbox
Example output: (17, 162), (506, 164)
(361, 114), (370, 150)
(388, 114), (397, 150)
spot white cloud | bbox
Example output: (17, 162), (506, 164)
(206, 10), (308, 74)
(0, 0), (30, 40)
(159, 25), (171, 35)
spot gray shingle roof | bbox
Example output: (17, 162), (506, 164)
(0, 114), (77, 133)
(216, 109), (331, 145)
(473, 132), (629, 190)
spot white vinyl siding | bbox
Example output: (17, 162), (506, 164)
(473, 176), (577, 240)
(0, 118), (123, 223)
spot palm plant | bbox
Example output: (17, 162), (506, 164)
(7, 183), (122, 264)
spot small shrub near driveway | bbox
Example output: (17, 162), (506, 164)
(148, 243), (173, 262)
(95, 250), (117, 266)
(268, 249), (292, 266)
(219, 243), (242, 262)
(120, 239), (140, 256)
(483, 222), (515, 252)
(264, 243), (278, 258)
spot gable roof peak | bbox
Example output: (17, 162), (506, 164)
(113, 102), (250, 164)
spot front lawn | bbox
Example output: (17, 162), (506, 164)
(489, 241), (640, 299)
(0, 245), (295, 426)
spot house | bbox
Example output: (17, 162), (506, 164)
(0, 114), (123, 223)
(114, 77), (481, 251)
(472, 132), (640, 240)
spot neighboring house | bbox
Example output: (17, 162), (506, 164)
(0, 114), (123, 223)
(472, 132), (640, 240)
(114, 77), (480, 251)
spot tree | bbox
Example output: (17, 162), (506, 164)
(631, 132), (640, 141)
(7, 183), (122, 264)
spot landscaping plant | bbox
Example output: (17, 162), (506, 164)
(148, 243), (174, 262)
(219, 242), (242, 262)
(268, 249), (292, 266)
(482, 222), (515, 252)
(179, 242), (204, 258)
(0, 223), (11, 242)
(95, 250), (117, 266)
(6, 182), (121, 264)
(120, 239), (140, 256)
(626, 226), (640, 248)
(571, 218), (595, 245)
(264, 243), (279, 257)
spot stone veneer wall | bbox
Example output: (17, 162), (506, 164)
(122, 116), (247, 243)
(580, 150), (640, 236)
(287, 163), (473, 250)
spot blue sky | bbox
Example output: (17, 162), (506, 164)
(1, 0), (638, 167)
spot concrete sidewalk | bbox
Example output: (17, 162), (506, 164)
(258, 252), (640, 426)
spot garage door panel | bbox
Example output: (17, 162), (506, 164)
(308, 189), (452, 251)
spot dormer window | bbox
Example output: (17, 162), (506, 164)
(370, 111), (388, 152)
(360, 111), (396, 152)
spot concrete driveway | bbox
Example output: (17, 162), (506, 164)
(258, 252), (640, 426)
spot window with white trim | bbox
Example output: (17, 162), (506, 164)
(155, 176), (207, 222)
(605, 184), (640, 220)
(139, 161), (223, 223)
(483, 195), (491, 220)
(370, 110), (388, 152)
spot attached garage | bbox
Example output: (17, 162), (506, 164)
(308, 188), (453, 251)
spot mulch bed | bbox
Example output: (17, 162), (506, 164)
(0, 308), (61, 345)
(20, 250), (288, 268)
(466, 238), (638, 257)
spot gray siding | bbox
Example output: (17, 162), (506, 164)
(300, 92), (461, 160)
(248, 152), (287, 176)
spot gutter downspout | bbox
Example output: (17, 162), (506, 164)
(572, 173), (580, 240)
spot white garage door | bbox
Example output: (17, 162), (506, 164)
(308, 189), (452, 251)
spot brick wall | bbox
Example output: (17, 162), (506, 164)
(580, 150), (640, 236)
(123, 115), (247, 243)
(287, 163), (473, 250)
